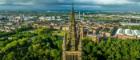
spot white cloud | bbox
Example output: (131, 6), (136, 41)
(0, 2), (6, 4)
(77, 0), (134, 5)
(81, 5), (102, 8)
(0, 0), (35, 5)
(13, 2), (34, 5)
(95, 0), (132, 5)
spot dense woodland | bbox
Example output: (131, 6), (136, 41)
(0, 27), (63, 60)
(0, 27), (140, 60)
(82, 38), (140, 60)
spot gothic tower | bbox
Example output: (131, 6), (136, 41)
(62, 4), (83, 60)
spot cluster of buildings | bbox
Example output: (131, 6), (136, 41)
(0, 15), (37, 32)
(39, 16), (63, 21)
(34, 18), (116, 42)
(115, 28), (140, 39)
(0, 12), (140, 41)
(33, 12), (140, 40)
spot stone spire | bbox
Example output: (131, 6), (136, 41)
(62, 3), (82, 60)
(69, 3), (77, 51)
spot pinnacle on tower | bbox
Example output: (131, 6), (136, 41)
(62, 3), (82, 60)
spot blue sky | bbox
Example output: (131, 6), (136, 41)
(0, 0), (140, 11)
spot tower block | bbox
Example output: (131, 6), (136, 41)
(62, 4), (83, 60)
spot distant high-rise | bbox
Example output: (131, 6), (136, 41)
(62, 4), (83, 60)
(79, 12), (81, 20)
